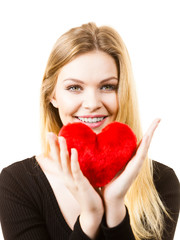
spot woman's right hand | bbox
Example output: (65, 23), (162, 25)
(47, 133), (104, 239)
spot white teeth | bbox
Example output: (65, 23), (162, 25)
(77, 117), (105, 123)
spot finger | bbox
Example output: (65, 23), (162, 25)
(122, 119), (161, 179)
(47, 132), (61, 162)
(71, 148), (80, 175)
(71, 148), (90, 190)
(71, 149), (84, 181)
(136, 118), (161, 160)
(58, 136), (72, 178)
(145, 118), (161, 145)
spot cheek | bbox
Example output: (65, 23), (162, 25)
(103, 93), (119, 114)
(56, 93), (81, 117)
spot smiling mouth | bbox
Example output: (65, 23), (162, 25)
(75, 116), (107, 123)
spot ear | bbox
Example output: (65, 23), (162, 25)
(50, 96), (58, 108)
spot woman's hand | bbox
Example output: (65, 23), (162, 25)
(101, 118), (161, 227)
(47, 134), (104, 239)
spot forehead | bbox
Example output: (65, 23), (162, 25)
(57, 51), (118, 83)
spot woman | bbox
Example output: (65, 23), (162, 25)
(0, 22), (179, 240)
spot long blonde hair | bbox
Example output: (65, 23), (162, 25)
(40, 22), (169, 239)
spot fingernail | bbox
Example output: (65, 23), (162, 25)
(71, 148), (75, 154)
(157, 118), (161, 124)
(58, 136), (64, 144)
(71, 148), (77, 154)
(154, 118), (161, 125)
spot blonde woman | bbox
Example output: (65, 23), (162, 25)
(0, 23), (179, 240)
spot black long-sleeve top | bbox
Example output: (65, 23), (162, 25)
(0, 156), (179, 240)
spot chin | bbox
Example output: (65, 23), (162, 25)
(91, 128), (101, 134)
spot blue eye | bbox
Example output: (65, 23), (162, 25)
(101, 84), (118, 91)
(66, 85), (82, 91)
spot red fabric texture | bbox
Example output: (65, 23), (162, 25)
(59, 122), (137, 187)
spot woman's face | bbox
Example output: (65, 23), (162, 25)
(51, 51), (119, 134)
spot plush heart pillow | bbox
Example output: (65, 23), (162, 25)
(59, 122), (137, 188)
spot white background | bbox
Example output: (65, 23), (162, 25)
(0, 0), (179, 239)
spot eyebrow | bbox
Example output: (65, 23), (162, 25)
(63, 77), (118, 84)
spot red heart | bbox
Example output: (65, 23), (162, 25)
(59, 122), (137, 187)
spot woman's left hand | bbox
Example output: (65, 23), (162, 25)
(101, 118), (161, 227)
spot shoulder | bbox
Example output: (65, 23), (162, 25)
(153, 160), (180, 210)
(153, 161), (179, 185)
(0, 156), (39, 184)
(1, 156), (37, 172)
(0, 157), (43, 203)
(153, 160), (179, 190)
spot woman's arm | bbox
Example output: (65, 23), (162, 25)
(102, 119), (161, 228)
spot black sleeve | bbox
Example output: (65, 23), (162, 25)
(99, 163), (180, 240)
(101, 207), (135, 240)
(154, 164), (180, 240)
(69, 217), (92, 240)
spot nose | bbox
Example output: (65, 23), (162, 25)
(82, 89), (102, 111)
